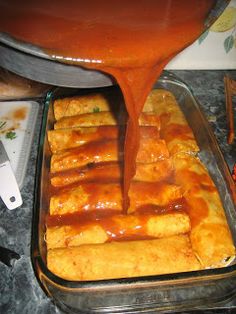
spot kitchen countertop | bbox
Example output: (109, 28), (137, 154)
(0, 70), (235, 314)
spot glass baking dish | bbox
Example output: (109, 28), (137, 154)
(31, 72), (236, 313)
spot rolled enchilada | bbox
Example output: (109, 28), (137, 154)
(46, 211), (191, 249)
(143, 89), (199, 155)
(48, 125), (159, 153)
(53, 88), (122, 120)
(47, 235), (201, 281)
(49, 181), (183, 215)
(173, 153), (235, 267)
(50, 159), (174, 187)
(54, 111), (161, 129)
(50, 138), (169, 173)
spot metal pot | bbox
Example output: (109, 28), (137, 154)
(0, 0), (230, 88)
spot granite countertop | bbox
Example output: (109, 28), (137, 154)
(0, 70), (235, 314)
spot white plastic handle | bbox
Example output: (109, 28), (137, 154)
(0, 161), (22, 210)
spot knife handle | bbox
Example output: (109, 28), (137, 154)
(0, 161), (22, 209)
(0, 246), (20, 267)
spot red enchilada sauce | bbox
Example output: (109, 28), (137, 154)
(0, 0), (214, 212)
(46, 199), (188, 242)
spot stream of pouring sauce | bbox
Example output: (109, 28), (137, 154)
(0, 0), (214, 212)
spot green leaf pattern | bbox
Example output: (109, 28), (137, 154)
(224, 34), (234, 53)
(198, 27), (236, 54)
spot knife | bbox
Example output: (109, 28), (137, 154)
(0, 140), (22, 209)
(0, 246), (20, 267)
